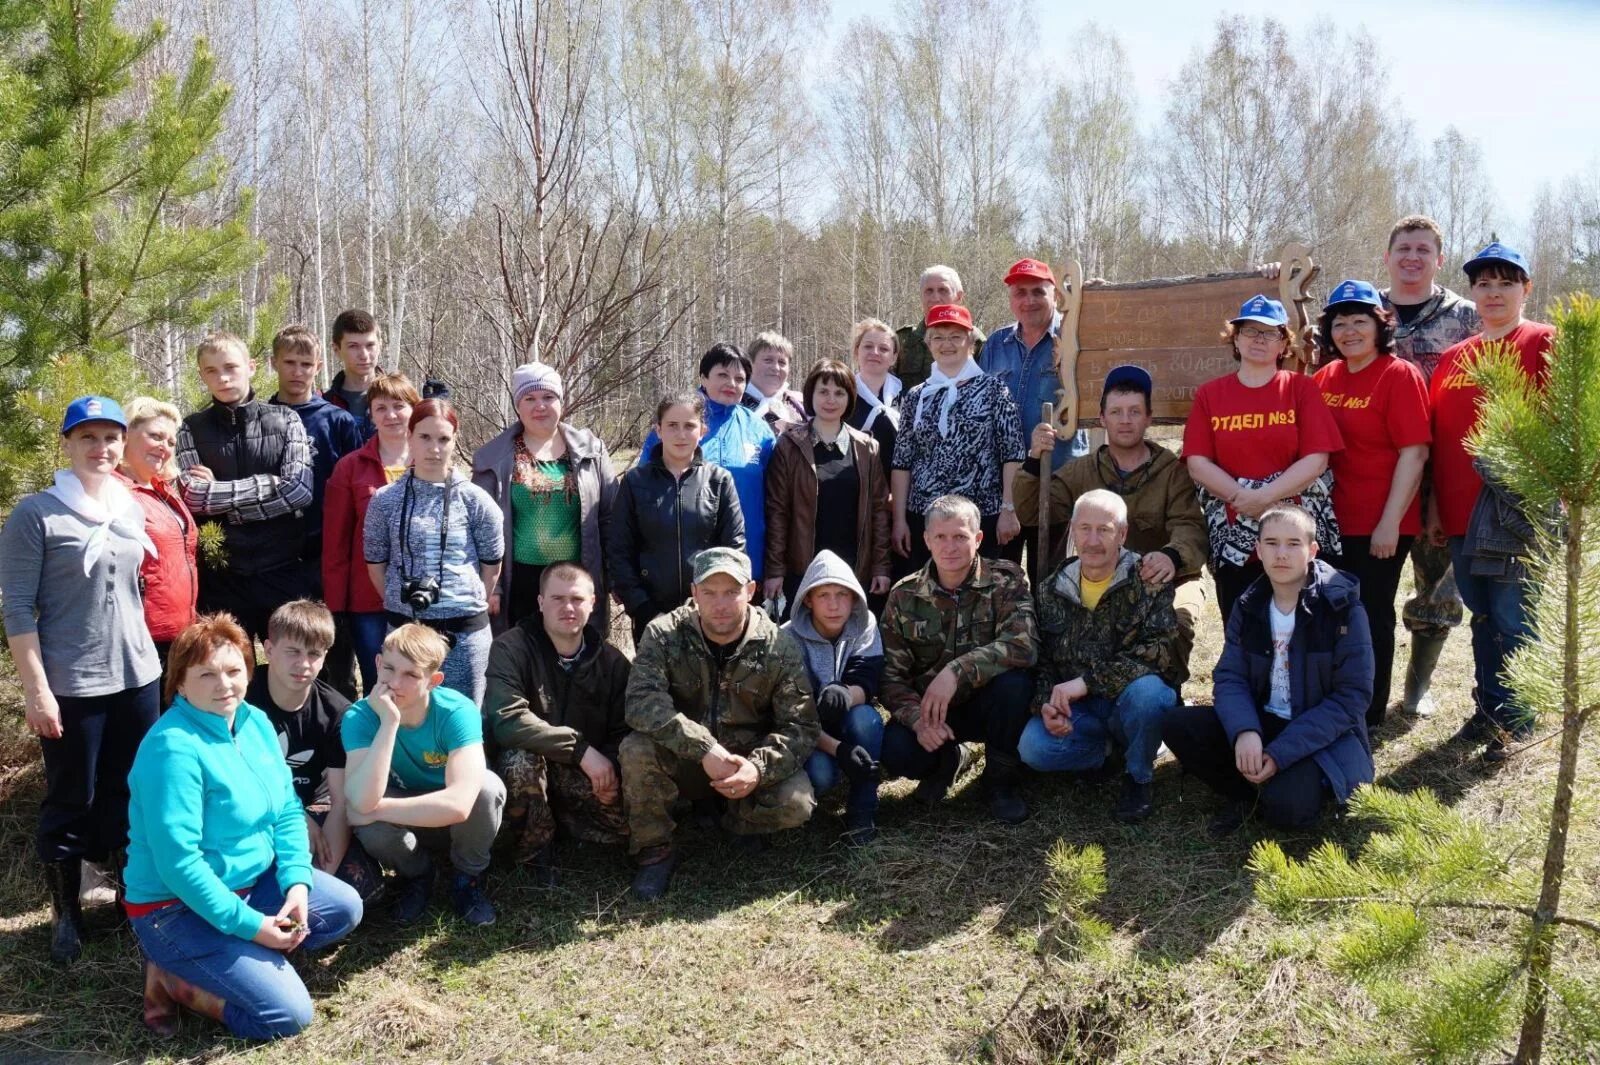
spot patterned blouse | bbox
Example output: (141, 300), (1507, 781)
(891, 374), (1025, 517)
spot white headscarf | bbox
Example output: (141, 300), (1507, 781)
(913, 358), (983, 437)
(44, 471), (158, 575)
(856, 372), (902, 433)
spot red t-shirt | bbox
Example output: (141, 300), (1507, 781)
(1312, 355), (1432, 536)
(1183, 370), (1344, 480)
(1429, 322), (1554, 537)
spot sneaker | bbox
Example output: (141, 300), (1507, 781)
(631, 846), (677, 901)
(912, 743), (970, 808)
(984, 782), (1028, 825)
(842, 810), (878, 847)
(1206, 800), (1250, 840)
(450, 871), (496, 926)
(391, 869), (434, 925)
(1113, 775), (1154, 823)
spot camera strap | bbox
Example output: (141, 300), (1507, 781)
(398, 471), (454, 602)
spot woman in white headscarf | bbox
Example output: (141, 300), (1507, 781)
(889, 305), (1026, 573)
(0, 396), (163, 966)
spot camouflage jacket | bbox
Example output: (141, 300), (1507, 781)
(894, 322), (987, 392)
(1035, 548), (1180, 708)
(1381, 284), (1480, 384)
(881, 557), (1037, 727)
(625, 602), (819, 785)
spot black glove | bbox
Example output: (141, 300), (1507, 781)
(837, 741), (879, 784)
(815, 684), (852, 731)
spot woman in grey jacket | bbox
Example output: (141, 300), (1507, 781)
(470, 362), (617, 633)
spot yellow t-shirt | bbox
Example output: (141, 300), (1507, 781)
(383, 464), (407, 485)
(1080, 572), (1113, 611)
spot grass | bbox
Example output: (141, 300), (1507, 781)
(0, 583), (1596, 1064)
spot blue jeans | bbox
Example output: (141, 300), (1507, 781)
(881, 668), (1033, 785)
(348, 611), (389, 695)
(1449, 537), (1533, 734)
(130, 866), (362, 1040)
(803, 704), (885, 818)
(1018, 673), (1177, 784)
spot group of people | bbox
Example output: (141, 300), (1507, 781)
(0, 214), (1552, 1042)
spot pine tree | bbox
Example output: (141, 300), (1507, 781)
(0, 0), (260, 504)
(1252, 295), (1600, 1063)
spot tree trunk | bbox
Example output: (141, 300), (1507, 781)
(1514, 503), (1585, 1065)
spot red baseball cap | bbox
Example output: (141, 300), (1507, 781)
(1003, 258), (1056, 286)
(924, 304), (974, 330)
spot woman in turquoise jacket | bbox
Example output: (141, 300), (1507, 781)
(124, 614), (362, 1040)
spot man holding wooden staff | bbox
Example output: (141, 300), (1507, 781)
(1014, 365), (1209, 684)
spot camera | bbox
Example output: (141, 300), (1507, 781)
(401, 575), (441, 613)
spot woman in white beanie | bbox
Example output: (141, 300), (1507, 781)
(471, 362), (618, 631)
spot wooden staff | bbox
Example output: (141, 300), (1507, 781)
(1037, 400), (1055, 588)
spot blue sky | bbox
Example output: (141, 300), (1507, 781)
(826, 0), (1600, 242)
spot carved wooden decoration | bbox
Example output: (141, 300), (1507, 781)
(1048, 243), (1318, 437)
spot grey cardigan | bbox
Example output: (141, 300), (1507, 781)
(0, 491), (162, 698)
(471, 421), (617, 633)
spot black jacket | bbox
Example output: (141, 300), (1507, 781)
(607, 446), (745, 624)
(484, 620), (631, 763)
(181, 399), (308, 573)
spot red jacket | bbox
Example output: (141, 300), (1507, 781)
(121, 472), (198, 642)
(323, 436), (394, 613)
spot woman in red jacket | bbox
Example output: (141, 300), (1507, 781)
(322, 373), (418, 693)
(118, 397), (198, 669)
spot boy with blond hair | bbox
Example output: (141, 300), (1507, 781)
(342, 624), (505, 926)
(177, 332), (314, 642)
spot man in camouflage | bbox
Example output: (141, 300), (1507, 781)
(620, 547), (819, 900)
(485, 562), (630, 886)
(1018, 490), (1182, 823)
(879, 494), (1037, 824)
(895, 264), (986, 390)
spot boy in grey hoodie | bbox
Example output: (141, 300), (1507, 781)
(782, 551), (885, 844)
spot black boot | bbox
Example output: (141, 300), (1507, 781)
(43, 860), (85, 965)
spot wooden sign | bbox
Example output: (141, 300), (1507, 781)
(1048, 244), (1317, 436)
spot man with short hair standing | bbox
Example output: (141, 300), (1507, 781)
(896, 265), (986, 391)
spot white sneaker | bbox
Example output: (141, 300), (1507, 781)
(1406, 692), (1437, 718)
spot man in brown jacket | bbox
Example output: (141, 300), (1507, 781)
(1014, 365), (1208, 683)
(485, 562), (631, 885)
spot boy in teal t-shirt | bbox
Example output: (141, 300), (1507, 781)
(343, 624), (505, 926)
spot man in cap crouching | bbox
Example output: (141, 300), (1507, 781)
(620, 548), (820, 900)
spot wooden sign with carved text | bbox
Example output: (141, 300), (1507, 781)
(1046, 244), (1318, 438)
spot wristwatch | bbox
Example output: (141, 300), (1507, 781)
(999, 502), (1016, 513)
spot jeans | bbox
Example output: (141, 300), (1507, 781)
(1213, 559), (1265, 628)
(880, 668), (1032, 785)
(354, 772), (506, 878)
(804, 704), (886, 818)
(130, 866), (362, 1041)
(38, 679), (160, 863)
(1331, 535), (1414, 725)
(1018, 673), (1177, 784)
(347, 611), (389, 695)
(1449, 537), (1533, 734)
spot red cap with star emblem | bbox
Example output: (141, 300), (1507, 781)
(1003, 258), (1056, 286)
(924, 304), (974, 330)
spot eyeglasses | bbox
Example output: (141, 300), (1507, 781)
(1236, 325), (1281, 341)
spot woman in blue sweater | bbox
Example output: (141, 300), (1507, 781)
(124, 614), (362, 1040)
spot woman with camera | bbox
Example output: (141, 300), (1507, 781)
(363, 399), (504, 705)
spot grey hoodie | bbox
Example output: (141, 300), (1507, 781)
(781, 550), (884, 699)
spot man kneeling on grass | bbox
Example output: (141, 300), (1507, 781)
(1162, 504), (1374, 837)
(621, 547), (820, 901)
(343, 624), (505, 925)
(485, 561), (631, 886)
(1021, 490), (1182, 823)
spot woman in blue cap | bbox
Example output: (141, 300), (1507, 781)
(0, 396), (163, 965)
(1312, 281), (1432, 727)
(1183, 296), (1345, 624)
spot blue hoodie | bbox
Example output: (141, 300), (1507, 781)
(640, 389), (776, 580)
(125, 695), (315, 940)
(273, 392), (363, 543)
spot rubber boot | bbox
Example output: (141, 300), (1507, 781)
(142, 958), (227, 1035)
(1402, 632), (1449, 716)
(43, 860), (84, 966)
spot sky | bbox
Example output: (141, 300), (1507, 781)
(827, 0), (1600, 244)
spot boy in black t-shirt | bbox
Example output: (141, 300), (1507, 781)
(250, 599), (381, 899)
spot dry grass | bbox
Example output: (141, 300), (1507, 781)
(0, 585), (1596, 1064)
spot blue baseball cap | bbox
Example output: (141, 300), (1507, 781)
(1231, 295), (1288, 327)
(1102, 364), (1153, 404)
(1324, 279), (1382, 309)
(1463, 241), (1530, 277)
(60, 395), (127, 435)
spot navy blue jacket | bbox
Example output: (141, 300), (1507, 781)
(1213, 559), (1374, 801)
(272, 392), (363, 546)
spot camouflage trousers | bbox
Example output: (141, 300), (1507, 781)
(617, 732), (816, 856)
(496, 748), (628, 860)
(1169, 578), (1208, 688)
(1402, 535), (1464, 638)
